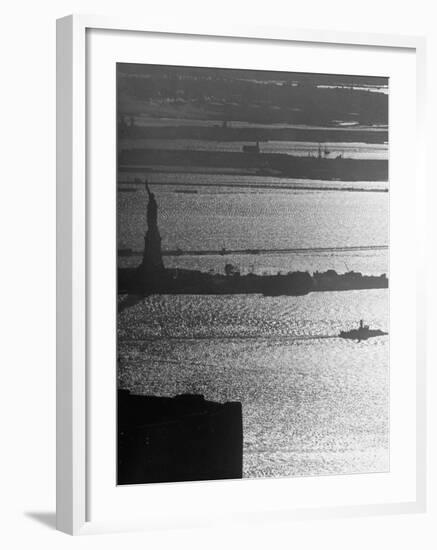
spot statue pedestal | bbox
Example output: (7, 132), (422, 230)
(140, 226), (164, 274)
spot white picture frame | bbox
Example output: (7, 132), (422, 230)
(56, 14), (427, 535)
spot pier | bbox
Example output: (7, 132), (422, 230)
(119, 244), (388, 258)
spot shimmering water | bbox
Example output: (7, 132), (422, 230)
(117, 177), (389, 478)
(118, 183), (388, 275)
(118, 290), (389, 478)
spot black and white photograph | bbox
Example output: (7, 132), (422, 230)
(116, 63), (389, 485)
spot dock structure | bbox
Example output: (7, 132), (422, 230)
(242, 140), (260, 153)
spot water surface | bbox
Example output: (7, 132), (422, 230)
(118, 290), (389, 478)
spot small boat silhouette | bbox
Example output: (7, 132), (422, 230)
(339, 320), (387, 341)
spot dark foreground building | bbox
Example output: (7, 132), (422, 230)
(117, 390), (243, 485)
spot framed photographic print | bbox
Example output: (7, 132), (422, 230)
(56, 15), (427, 535)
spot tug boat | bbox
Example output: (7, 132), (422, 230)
(339, 320), (388, 341)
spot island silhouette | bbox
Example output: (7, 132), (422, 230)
(118, 181), (388, 297)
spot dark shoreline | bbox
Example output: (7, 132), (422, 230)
(120, 125), (388, 145)
(119, 149), (388, 182)
(118, 267), (388, 298)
